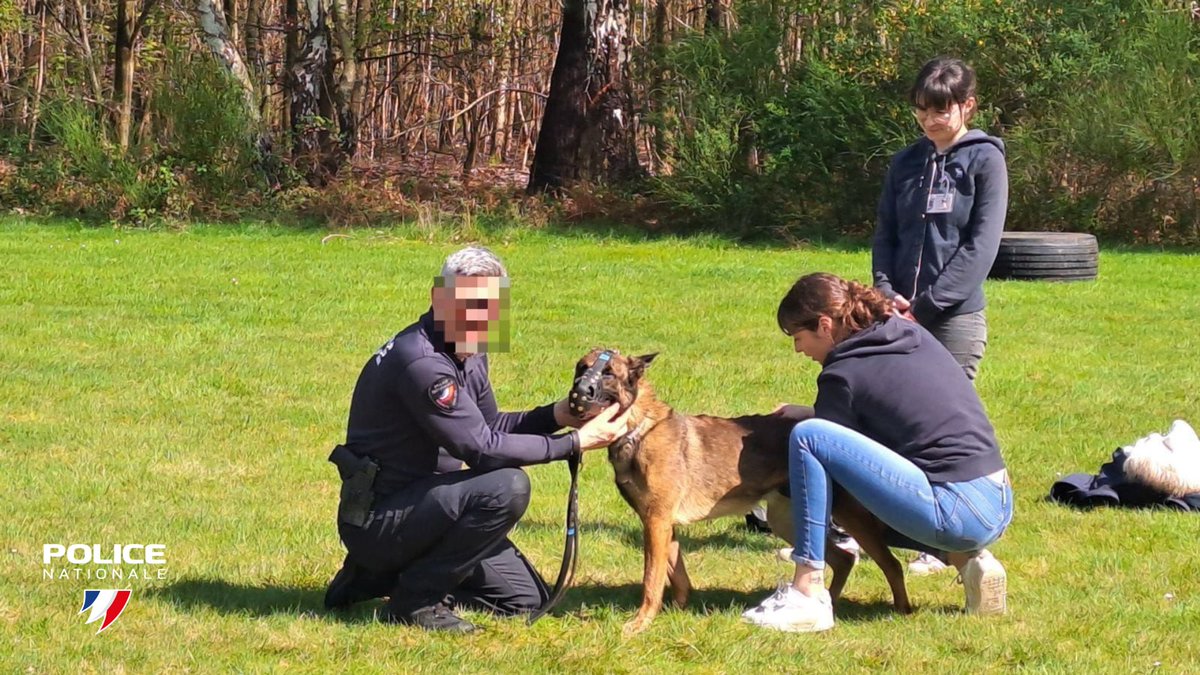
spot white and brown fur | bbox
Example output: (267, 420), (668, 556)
(1122, 420), (1200, 497)
(574, 349), (912, 635)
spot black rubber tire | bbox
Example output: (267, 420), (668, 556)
(989, 231), (1099, 281)
(1000, 270), (1098, 282)
(998, 246), (1098, 257)
(996, 253), (1099, 263)
(991, 261), (1099, 271)
(997, 232), (1096, 245)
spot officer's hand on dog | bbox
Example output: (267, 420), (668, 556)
(553, 398), (587, 429)
(576, 403), (633, 451)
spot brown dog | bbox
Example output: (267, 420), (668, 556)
(572, 349), (913, 634)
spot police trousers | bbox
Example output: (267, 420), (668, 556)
(338, 467), (549, 616)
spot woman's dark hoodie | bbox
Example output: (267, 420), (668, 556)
(872, 130), (1008, 326)
(815, 315), (1004, 482)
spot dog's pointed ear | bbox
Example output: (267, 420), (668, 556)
(629, 352), (659, 382)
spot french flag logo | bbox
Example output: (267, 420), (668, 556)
(79, 590), (131, 634)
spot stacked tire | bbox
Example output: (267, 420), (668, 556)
(989, 232), (1099, 282)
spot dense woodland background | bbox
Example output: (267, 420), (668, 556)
(1, 0), (1198, 241)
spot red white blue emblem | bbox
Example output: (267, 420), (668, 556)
(80, 589), (131, 633)
(429, 377), (458, 411)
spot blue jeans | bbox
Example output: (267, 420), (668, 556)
(788, 419), (1013, 569)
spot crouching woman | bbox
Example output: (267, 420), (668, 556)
(744, 272), (1013, 633)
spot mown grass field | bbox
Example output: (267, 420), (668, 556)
(2, 218), (1199, 673)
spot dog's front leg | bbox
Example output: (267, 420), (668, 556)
(666, 535), (691, 609)
(623, 513), (674, 636)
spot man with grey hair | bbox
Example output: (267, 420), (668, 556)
(325, 246), (629, 633)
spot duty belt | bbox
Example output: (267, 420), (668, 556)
(328, 444), (379, 528)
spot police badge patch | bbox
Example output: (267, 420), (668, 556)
(429, 377), (458, 411)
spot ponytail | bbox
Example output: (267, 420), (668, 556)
(777, 273), (892, 339)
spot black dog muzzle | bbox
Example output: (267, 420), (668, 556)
(568, 350), (614, 419)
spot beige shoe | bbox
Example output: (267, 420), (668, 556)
(962, 550), (1007, 616)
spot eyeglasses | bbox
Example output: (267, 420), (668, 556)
(912, 106), (958, 121)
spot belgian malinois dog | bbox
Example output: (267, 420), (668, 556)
(570, 349), (913, 634)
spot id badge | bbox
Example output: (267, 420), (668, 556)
(926, 191), (954, 214)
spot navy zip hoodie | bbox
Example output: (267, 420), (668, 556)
(872, 129), (1008, 326)
(815, 315), (1004, 483)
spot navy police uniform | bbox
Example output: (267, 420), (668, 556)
(333, 310), (579, 617)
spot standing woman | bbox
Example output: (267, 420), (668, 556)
(873, 56), (1009, 576)
(743, 273), (1012, 634)
(872, 56), (1007, 382)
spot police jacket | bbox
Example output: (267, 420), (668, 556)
(344, 309), (579, 495)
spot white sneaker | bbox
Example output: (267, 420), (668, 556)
(908, 551), (950, 576)
(742, 583), (835, 633)
(962, 550), (1007, 616)
(775, 547), (794, 562)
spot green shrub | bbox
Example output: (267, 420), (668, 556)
(1, 48), (263, 224)
(149, 49), (259, 195)
(646, 0), (1199, 242)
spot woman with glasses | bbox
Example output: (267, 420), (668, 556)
(870, 56), (1009, 575)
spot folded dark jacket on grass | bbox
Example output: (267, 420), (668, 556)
(1050, 449), (1200, 511)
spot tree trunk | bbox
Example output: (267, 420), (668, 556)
(647, 0), (668, 173)
(705, 0), (724, 33)
(351, 0), (372, 151)
(244, 0), (266, 119)
(114, 0), (136, 152)
(329, 0), (358, 158)
(528, 0), (641, 194)
(527, 0), (588, 193)
(194, 0), (260, 127)
(290, 0), (341, 185)
(70, 0), (105, 119)
(25, 2), (47, 150)
(223, 0), (238, 45)
(283, 0), (300, 135)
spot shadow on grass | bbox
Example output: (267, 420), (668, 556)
(552, 581), (937, 624)
(147, 576), (950, 628)
(147, 578), (380, 624)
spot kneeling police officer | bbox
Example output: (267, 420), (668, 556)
(325, 246), (629, 632)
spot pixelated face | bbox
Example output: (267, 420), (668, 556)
(431, 275), (510, 354)
(570, 349), (657, 420)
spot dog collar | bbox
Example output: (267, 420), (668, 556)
(610, 416), (656, 454)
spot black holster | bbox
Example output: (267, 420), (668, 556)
(328, 444), (379, 528)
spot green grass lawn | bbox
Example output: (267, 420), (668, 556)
(3, 218), (1199, 673)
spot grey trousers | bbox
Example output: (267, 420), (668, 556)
(925, 310), (988, 381)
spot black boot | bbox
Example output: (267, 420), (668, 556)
(384, 599), (476, 633)
(324, 555), (393, 610)
(744, 512), (772, 534)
